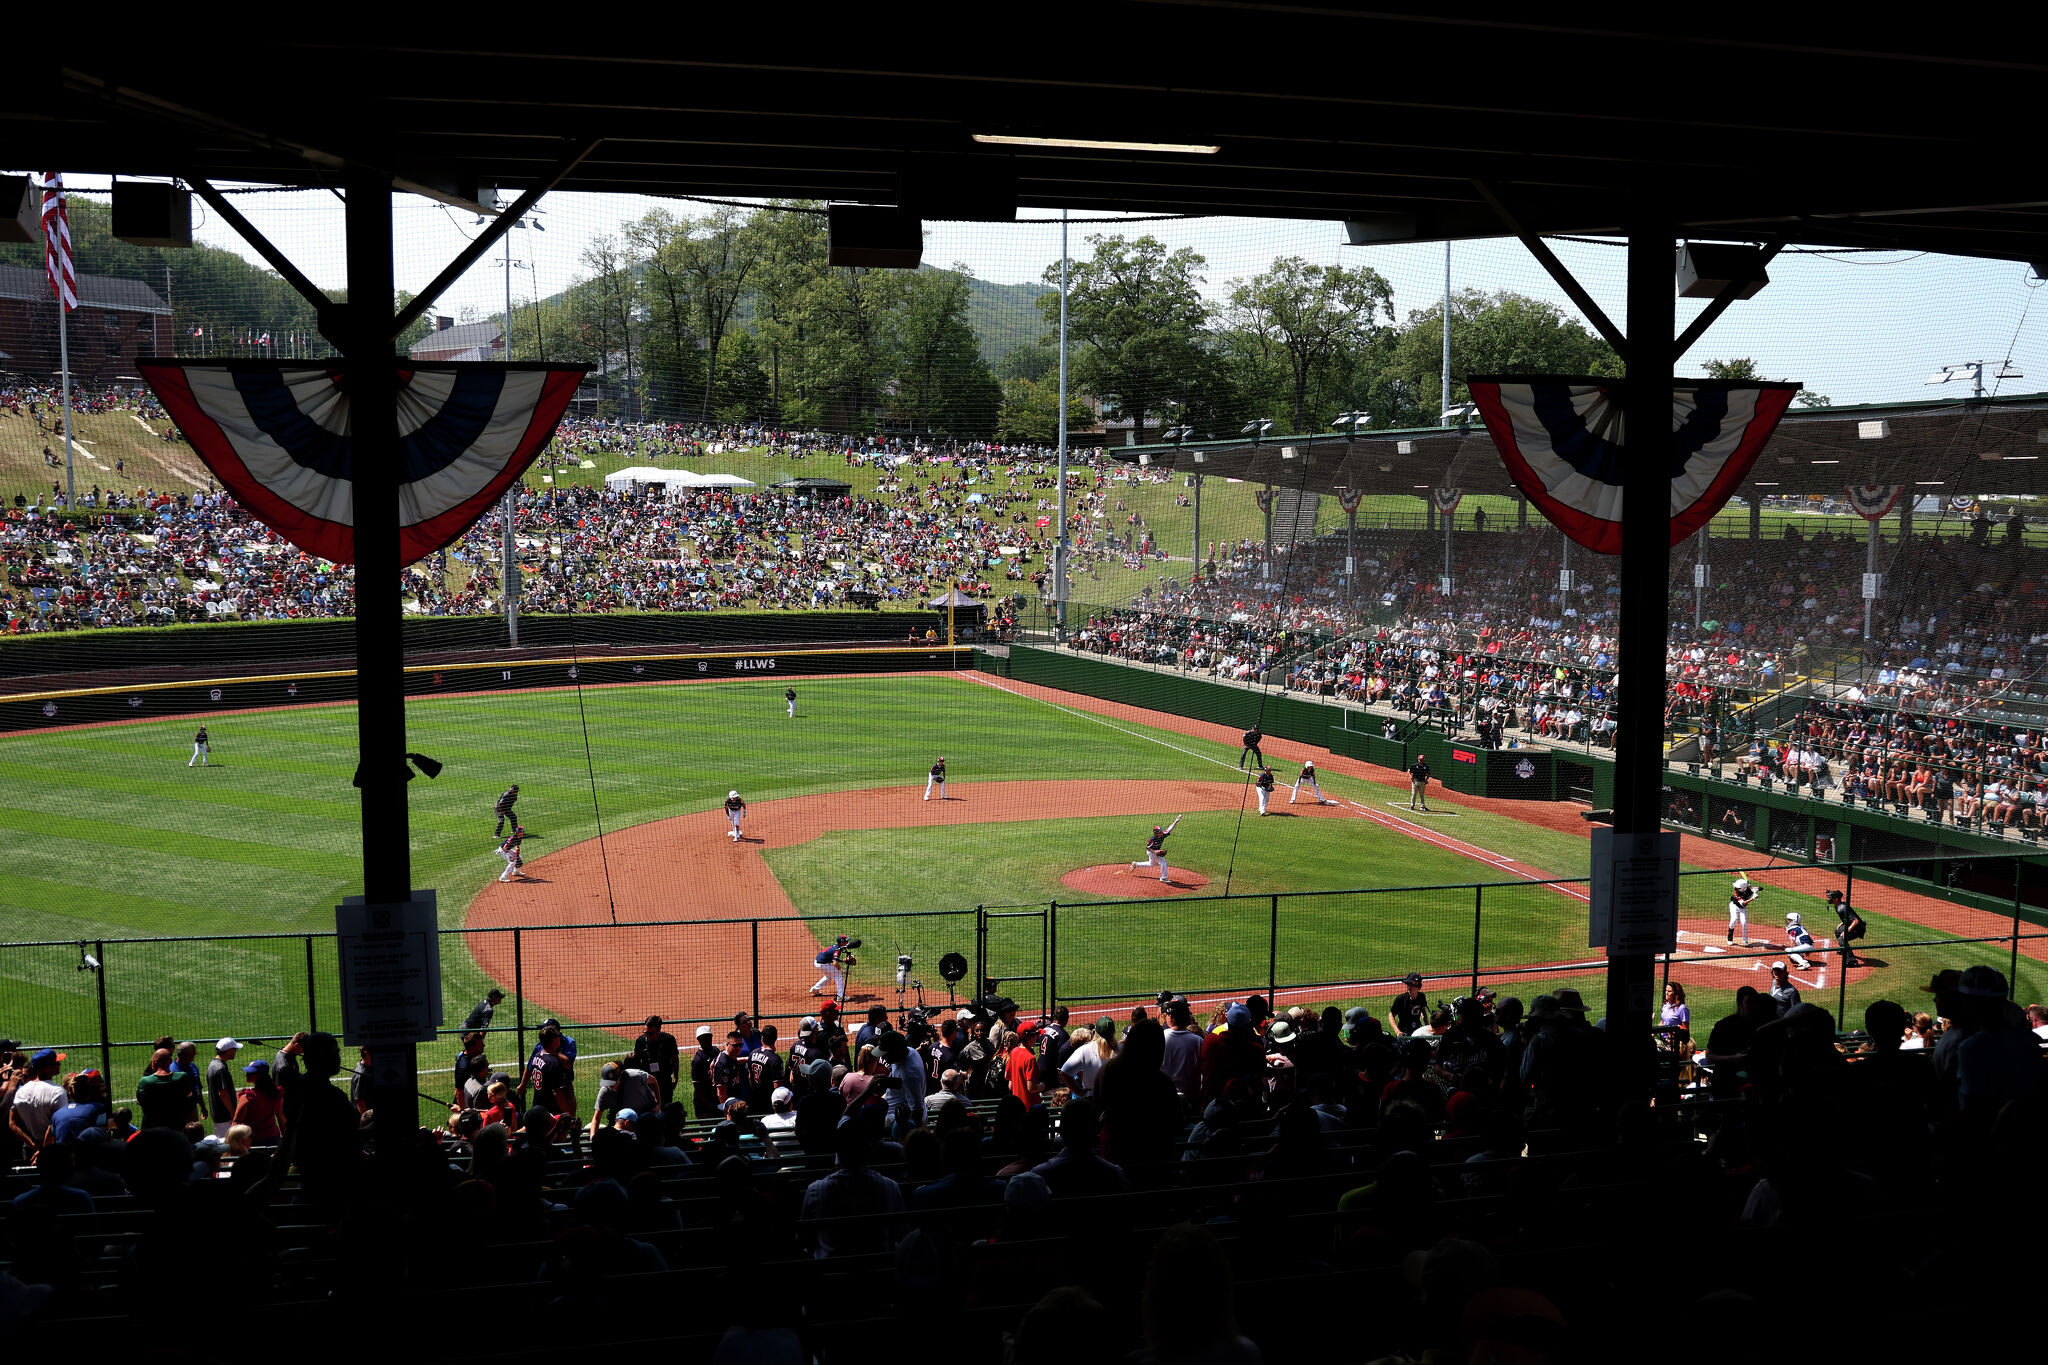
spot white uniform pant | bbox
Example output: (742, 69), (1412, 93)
(812, 961), (845, 995)
(1292, 777), (1323, 804)
(1727, 904), (1748, 939)
(728, 812), (744, 841)
(787, 698), (796, 718)
(1256, 786), (1270, 814)
(925, 776), (946, 800)
(189, 742), (208, 766)
(1131, 849), (1169, 882)
(498, 848), (520, 881)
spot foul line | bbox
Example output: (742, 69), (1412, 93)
(964, 670), (1589, 905)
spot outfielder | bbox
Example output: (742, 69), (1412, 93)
(786, 686), (797, 719)
(1727, 877), (1758, 944)
(494, 784), (520, 837)
(812, 933), (851, 996)
(723, 789), (747, 842)
(1291, 759), (1327, 805)
(1784, 910), (1818, 971)
(1254, 764), (1276, 815)
(496, 826), (527, 882)
(925, 757), (947, 801)
(188, 725), (210, 767)
(1127, 815), (1183, 883)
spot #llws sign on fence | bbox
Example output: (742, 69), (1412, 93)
(137, 360), (588, 566)
(1467, 376), (1798, 555)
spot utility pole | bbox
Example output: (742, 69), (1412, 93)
(1055, 208), (1070, 633)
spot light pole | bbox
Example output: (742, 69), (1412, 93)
(478, 196), (545, 646)
(1055, 207), (1070, 634)
(1242, 419), (1274, 578)
(1331, 412), (1370, 581)
(1164, 424), (1196, 570)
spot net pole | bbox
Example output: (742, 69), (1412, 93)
(1056, 208), (1069, 635)
(502, 234), (521, 647)
(57, 287), (76, 510)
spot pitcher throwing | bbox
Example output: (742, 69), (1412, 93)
(1126, 815), (1183, 883)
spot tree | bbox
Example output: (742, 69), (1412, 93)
(681, 207), (762, 420)
(808, 266), (896, 432)
(624, 208), (703, 417)
(1383, 289), (1622, 424)
(891, 266), (1001, 436)
(1224, 257), (1394, 430)
(1702, 357), (1762, 380)
(712, 329), (772, 421)
(996, 342), (1056, 382)
(576, 234), (641, 418)
(995, 377), (1092, 444)
(1041, 234), (1210, 441)
(749, 203), (831, 422)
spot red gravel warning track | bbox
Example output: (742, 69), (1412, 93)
(464, 778), (1351, 1030)
(1061, 864), (1211, 896)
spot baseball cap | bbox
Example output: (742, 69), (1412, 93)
(1343, 1006), (1371, 1026)
(615, 1108), (638, 1124)
(802, 1058), (831, 1080)
(800, 1016), (818, 1031)
(30, 1048), (61, 1066)
(1404, 972), (1424, 987)
(1094, 1015), (1116, 1033)
(216, 1037), (241, 1053)
(242, 1059), (269, 1075)
(1769, 961), (1788, 972)
(486, 988), (506, 1001)
(600, 1062), (621, 1081)
(729, 789), (740, 799)
(771, 1086), (794, 1107)
(194, 1135), (226, 1155)
(695, 1024), (714, 1039)
(819, 1001), (841, 1015)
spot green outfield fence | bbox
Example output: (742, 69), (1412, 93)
(4, 856), (2042, 1126)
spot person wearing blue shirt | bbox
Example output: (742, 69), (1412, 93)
(529, 1018), (578, 1075)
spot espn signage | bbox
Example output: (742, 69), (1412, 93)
(1451, 748), (1479, 764)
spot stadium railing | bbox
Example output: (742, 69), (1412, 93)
(4, 855), (2037, 1127)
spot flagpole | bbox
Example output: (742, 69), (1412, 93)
(56, 261), (76, 512)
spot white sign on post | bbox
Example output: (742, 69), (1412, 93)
(1587, 830), (1679, 953)
(1862, 572), (1882, 600)
(335, 890), (443, 1046)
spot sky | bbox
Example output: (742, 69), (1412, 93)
(33, 174), (2048, 410)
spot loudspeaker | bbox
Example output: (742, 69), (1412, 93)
(827, 204), (923, 269)
(0, 175), (34, 244)
(112, 182), (193, 248)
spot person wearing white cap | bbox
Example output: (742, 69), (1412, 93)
(722, 789), (747, 842)
(1727, 877), (1758, 945)
(762, 1085), (798, 1136)
(205, 1039), (241, 1139)
(1784, 911), (1817, 971)
(690, 1024), (720, 1119)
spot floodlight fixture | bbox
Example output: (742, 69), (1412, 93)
(971, 133), (1220, 154)
(1241, 418), (1274, 445)
(1441, 402), (1477, 424)
(1163, 424), (1196, 444)
(1331, 410), (1371, 431)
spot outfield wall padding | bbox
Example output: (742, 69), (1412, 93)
(1, 646), (975, 733)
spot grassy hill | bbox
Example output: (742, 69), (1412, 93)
(0, 406), (213, 501)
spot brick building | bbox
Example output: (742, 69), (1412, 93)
(0, 265), (170, 384)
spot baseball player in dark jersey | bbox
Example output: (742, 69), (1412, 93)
(786, 686), (797, 719)
(925, 757), (947, 801)
(1125, 815), (1183, 882)
(188, 725), (210, 767)
(723, 789), (747, 842)
(494, 784), (520, 837)
(1255, 764), (1277, 815)
(495, 826), (527, 882)
(1292, 759), (1327, 805)
(1239, 726), (1264, 770)
(1407, 755), (1432, 811)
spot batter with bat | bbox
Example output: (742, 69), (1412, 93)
(1125, 815), (1183, 883)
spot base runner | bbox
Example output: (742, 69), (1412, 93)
(723, 789), (747, 842)
(1291, 760), (1327, 805)
(496, 826), (527, 882)
(1125, 815), (1183, 883)
(925, 757), (947, 801)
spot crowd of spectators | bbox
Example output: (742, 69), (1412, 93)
(6, 960), (2043, 1350)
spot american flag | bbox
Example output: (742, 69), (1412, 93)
(40, 172), (75, 312)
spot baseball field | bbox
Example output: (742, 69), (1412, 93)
(3, 664), (2042, 1106)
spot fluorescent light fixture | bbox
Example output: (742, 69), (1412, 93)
(1981, 452), (2003, 460)
(2005, 455), (2038, 461)
(1413, 484), (1430, 489)
(1857, 421), (1890, 440)
(1755, 481), (1780, 486)
(1916, 481), (1944, 485)
(1812, 459), (1840, 464)
(1281, 446), (1300, 459)
(973, 133), (1220, 155)
(1397, 441), (1416, 455)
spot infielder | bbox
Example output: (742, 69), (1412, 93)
(723, 789), (747, 842)
(1727, 876), (1758, 944)
(1784, 910), (1818, 971)
(1126, 815), (1183, 883)
(496, 826), (527, 882)
(925, 757), (947, 801)
(811, 933), (851, 996)
(1254, 764), (1276, 815)
(494, 784), (520, 837)
(188, 725), (210, 767)
(786, 686), (797, 719)
(1292, 759), (1327, 805)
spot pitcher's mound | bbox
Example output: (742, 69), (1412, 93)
(1061, 864), (1211, 897)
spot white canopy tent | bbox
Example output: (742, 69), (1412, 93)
(603, 467), (757, 495)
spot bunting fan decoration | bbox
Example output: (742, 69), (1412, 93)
(1430, 487), (1463, 516)
(1335, 486), (1363, 515)
(1467, 376), (1798, 554)
(136, 360), (588, 565)
(1844, 484), (1904, 521)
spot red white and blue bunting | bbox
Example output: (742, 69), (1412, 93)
(1467, 376), (1797, 555)
(1335, 486), (1363, 515)
(1430, 487), (1463, 516)
(137, 360), (586, 566)
(1844, 484), (1904, 521)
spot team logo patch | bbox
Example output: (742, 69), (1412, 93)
(1467, 376), (1798, 554)
(41, 701), (57, 718)
(136, 359), (588, 566)
(209, 688), (223, 702)
(1515, 758), (1536, 779)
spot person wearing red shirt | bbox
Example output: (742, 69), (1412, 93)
(1005, 1030), (1041, 1109)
